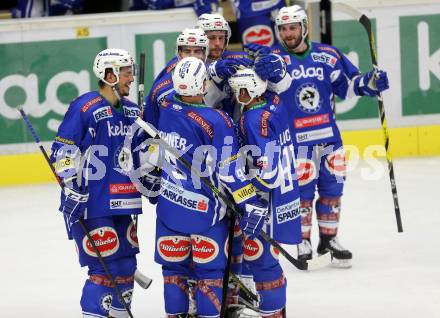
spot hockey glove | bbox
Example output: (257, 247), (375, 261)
(210, 58), (254, 80)
(356, 69), (389, 97)
(141, 168), (161, 205)
(244, 43), (272, 58)
(239, 199), (268, 240)
(59, 185), (88, 227)
(254, 54), (287, 83)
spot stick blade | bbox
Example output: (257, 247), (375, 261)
(134, 269), (153, 289)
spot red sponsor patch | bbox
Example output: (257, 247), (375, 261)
(187, 111), (214, 139)
(109, 183), (137, 194)
(197, 200), (208, 212)
(282, 15), (289, 20)
(151, 79), (172, 102)
(270, 245), (280, 259)
(325, 150), (346, 177)
(214, 109), (232, 128)
(260, 110), (271, 137)
(82, 227), (119, 257)
(243, 237), (263, 261)
(81, 96), (103, 112)
(157, 236), (191, 262)
(296, 159), (317, 186)
(215, 21), (223, 27)
(294, 114), (330, 129)
(127, 222), (139, 248)
(188, 37), (196, 42)
(191, 235), (219, 264)
(243, 25), (274, 46)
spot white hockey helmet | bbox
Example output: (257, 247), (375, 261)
(176, 28), (209, 58)
(172, 56), (207, 96)
(228, 68), (267, 105)
(275, 5), (309, 40)
(197, 13), (232, 48)
(93, 48), (134, 86)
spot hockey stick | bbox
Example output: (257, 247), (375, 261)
(333, 3), (403, 233)
(133, 52), (146, 232)
(220, 210), (236, 318)
(18, 107), (135, 318)
(135, 117), (331, 271)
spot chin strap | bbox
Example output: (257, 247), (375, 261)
(112, 84), (122, 101)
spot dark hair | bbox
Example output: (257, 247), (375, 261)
(98, 68), (114, 88)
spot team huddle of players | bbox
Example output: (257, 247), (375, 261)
(50, 5), (390, 318)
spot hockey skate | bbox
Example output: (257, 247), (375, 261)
(297, 239), (313, 261)
(317, 236), (352, 268)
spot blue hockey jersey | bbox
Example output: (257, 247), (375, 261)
(144, 56), (178, 128)
(238, 93), (301, 244)
(51, 91), (143, 220)
(207, 49), (291, 120)
(231, 0), (284, 19)
(271, 41), (361, 146)
(154, 94), (258, 234)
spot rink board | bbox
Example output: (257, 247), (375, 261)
(1, 3), (440, 185)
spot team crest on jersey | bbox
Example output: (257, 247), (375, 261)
(100, 293), (112, 311)
(296, 83), (322, 113)
(157, 236), (191, 262)
(242, 25), (274, 46)
(122, 289), (133, 304)
(191, 235), (219, 264)
(114, 144), (134, 173)
(82, 226), (120, 257)
(243, 237), (263, 261)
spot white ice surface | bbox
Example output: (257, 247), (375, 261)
(1, 157), (440, 317)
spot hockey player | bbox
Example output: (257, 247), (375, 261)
(228, 68), (301, 317)
(257, 5), (390, 267)
(143, 56), (269, 318)
(197, 13), (290, 120)
(50, 49), (142, 317)
(144, 27), (211, 128)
